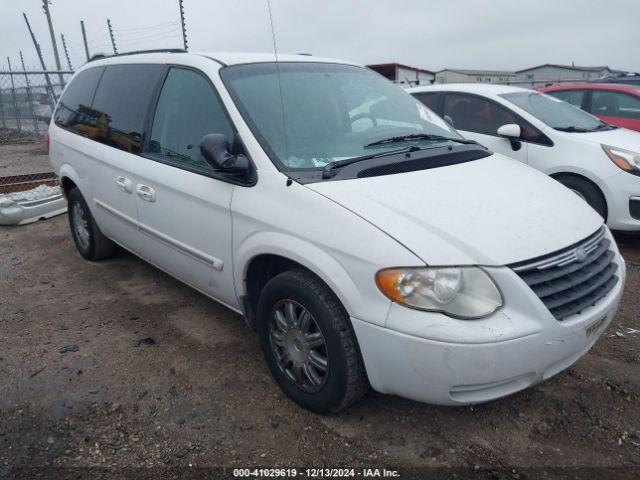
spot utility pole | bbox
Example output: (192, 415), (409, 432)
(178, 0), (188, 51)
(80, 20), (90, 61)
(107, 19), (118, 54)
(60, 33), (73, 70)
(42, 0), (64, 85)
(23, 13), (56, 106)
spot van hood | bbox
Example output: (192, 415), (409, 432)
(562, 126), (640, 151)
(307, 154), (603, 266)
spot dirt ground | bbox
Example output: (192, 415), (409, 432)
(1, 145), (640, 479)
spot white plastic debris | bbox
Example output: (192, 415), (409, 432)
(608, 327), (640, 339)
(0, 185), (67, 226)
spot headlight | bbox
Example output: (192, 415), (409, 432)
(376, 267), (503, 319)
(602, 144), (640, 175)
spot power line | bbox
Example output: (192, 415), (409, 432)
(112, 27), (181, 43)
(113, 21), (178, 34)
(114, 27), (181, 39)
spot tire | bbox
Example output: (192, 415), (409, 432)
(555, 175), (607, 221)
(257, 269), (369, 413)
(67, 187), (115, 261)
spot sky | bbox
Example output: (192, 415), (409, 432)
(1, 0), (638, 73)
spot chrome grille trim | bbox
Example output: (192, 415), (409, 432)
(512, 226), (606, 272)
(509, 226), (618, 321)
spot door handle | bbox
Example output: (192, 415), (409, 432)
(136, 184), (156, 202)
(115, 176), (133, 193)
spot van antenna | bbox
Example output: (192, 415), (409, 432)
(266, 0), (291, 184)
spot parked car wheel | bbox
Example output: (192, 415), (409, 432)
(555, 175), (608, 221)
(67, 188), (115, 261)
(257, 269), (369, 413)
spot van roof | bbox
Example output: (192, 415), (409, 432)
(86, 50), (361, 68)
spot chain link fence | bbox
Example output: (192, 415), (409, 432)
(0, 70), (72, 225)
(0, 69), (73, 143)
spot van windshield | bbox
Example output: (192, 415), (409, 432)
(500, 91), (610, 132)
(220, 62), (463, 170)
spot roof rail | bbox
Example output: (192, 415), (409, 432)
(88, 48), (187, 62)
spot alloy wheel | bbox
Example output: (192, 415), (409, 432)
(268, 299), (329, 392)
(71, 201), (90, 251)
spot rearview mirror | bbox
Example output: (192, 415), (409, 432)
(497, 124), (521, 138)
(200, 133), (250, 175)
(497, 124), (522, 152)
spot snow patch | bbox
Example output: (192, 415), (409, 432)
(5, 184), (61, 202)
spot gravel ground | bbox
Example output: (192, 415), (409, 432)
(0, 143), (50, 177)
(1, 143), (639, 478)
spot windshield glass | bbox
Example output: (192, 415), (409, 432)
(501, 91), (606, 131)
(220, 62), (463, 170)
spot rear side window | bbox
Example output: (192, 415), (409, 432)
(591, 91), (640, 120)
(412, 92), (440, 113)
(547, 90), (585, 108)
(90, 64), (165, 153)
(148, 68), (235, 173)
(54, 67), (104, 134)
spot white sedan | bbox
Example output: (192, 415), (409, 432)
(409, 84), (640, 232)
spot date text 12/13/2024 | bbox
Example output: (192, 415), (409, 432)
(232, 468), (400, 478)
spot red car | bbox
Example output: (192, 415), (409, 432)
(540, 83), (640, 132)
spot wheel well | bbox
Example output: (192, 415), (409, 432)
(60, 177), (77, 199)
(243, 254), (313, 330)
(550, 172), (608, 221)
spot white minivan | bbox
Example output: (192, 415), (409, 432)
(409, 84), (640, 231)
(49, 51), (625, 413)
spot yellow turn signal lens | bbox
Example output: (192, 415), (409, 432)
(375, 268), (408, 303)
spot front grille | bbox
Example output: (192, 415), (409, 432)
(510, 226), (618, 321)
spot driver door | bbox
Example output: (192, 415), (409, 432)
(442, 93), (529, 163)
(135, 67), (238, 308)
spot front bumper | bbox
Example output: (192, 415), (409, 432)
(352, 252), (626, 405)
(599, 170), (640, 231)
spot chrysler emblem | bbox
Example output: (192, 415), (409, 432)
(575, 246), (588, 263)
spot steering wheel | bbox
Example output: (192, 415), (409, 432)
(350, 113), (378, 128)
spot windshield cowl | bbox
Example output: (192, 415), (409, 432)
(554, 124), (617, 133)
(289, 143), (492, 184)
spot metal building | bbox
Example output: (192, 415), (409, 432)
(367, 63), (435, 86)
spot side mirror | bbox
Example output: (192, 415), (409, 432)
(497, 123), (521, 138)
(200, 133), (250, 175)
(444, 115), (454, 128)
(497, 124), (522, 152)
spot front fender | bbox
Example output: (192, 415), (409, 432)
(234, 231), (368, 321)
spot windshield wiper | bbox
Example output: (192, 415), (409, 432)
(364, 133), (477, 148)
(593, 123), (617, 131)
(321, 145), (421, 179)
(554, 126), (591, 133)
(556, 124), (616, 133)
